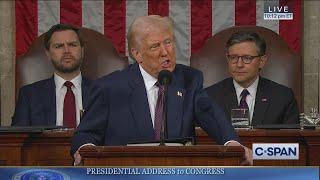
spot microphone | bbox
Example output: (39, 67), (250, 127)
(158, 70), (172, 86)
(157, 70), (172, 146)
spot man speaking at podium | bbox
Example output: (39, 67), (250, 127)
(71, 15), (252, 165)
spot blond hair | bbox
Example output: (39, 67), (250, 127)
(127, 15), (174, 60)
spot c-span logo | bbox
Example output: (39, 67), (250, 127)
(253, 143), (299, 160)
(263, 1), (293, 20)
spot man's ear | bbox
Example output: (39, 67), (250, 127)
(45, 49), (50, 59)
(259, 55), (268, 69)
(225, 53), (229, 61)
(131, 48), (143, 64)
(81, 46), (84, 59)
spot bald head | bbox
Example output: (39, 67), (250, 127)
(127, 15), (174, 59)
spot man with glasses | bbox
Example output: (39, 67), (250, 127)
(205, 31), (299, 125)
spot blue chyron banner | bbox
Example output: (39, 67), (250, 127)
(0, 167), (318, 180)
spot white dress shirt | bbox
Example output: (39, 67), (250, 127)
(54, 73), (83, 126)
(233, 77), (259, 123)
(139, 65), (158, 127)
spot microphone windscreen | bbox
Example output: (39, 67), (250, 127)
(158, 70), (172, 86)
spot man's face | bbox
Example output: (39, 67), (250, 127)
(227, 41), (267, 88)
(46, 30), (83, 74)
(132, 28), (176, 78)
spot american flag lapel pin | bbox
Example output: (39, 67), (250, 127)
(261, 98), (267, 102)
(177, 91), (183, 97)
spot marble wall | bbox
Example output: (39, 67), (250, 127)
(303, 0), (320, 114)
(0, 1), (15, 126)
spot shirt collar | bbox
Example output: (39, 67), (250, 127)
(139, 65), (157, 91)
(233, 76), (259, 98)
(54, 72), (82, 90)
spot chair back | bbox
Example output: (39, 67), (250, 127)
(16, 27), (128, 92)
(190, 26), (302, 110)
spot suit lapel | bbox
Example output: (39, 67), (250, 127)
(166, 71), (185, 138)
(252, 78), (269, 126)
(81, 77), (91, 109)
(46, 77), (56, 126)
(224, 78), (238, 119)
(128, 64), (154, 139)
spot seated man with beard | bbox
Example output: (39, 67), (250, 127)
(12, 24), (92, 128)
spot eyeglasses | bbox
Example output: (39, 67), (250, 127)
(226, 55), (262, 64)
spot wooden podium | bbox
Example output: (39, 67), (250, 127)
(0, 128), (320, 166)
(196, 128), (320, 166)
(79, 145), (244, 166)
(0, 130), (74, 166)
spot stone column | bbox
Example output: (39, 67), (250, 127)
(0, 1), (15, 126)
(303, 1), (320, 114)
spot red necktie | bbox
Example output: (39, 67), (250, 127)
(63, 81), (76, 128)
(154, 83), (165, 140)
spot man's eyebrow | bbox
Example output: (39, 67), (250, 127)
(51, 41), (79, 45)
(67, 41), (80, 44)
(51, 42), (63, 46)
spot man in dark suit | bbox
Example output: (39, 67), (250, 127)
(72, 15), (252, 165)
(205, 31), (299, 126)
(12, 24), (91, 128)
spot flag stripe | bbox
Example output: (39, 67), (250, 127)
(38, 0), (59, 36)
(169, 0), (190, 65)
(212, 0), (235, 34)
(15, 0), (302, 61)
(148, 0), (169, 16)
(279, 0), (301, 53)
(60, 0), (82, 27)
(104, 0), (126, 55)
(235, 0), (256, 25)
(126, 0), (147, 60)
(16, 0), (38, 58)
(256, 0), (279, 34)
(82, 0), (104, 34)
(191, 0), (212, 54)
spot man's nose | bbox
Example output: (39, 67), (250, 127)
(160, 44), (168, 56)
(236, 57), (244, 67)
(63, 44), (70, 52)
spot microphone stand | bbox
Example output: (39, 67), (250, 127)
(159, 85), (168, 146)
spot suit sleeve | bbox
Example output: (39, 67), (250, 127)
(11, 87), (30, 126)
(283, 88), (299, 124)
(71, 82), (109, 155)
(193, 72), (239, 144)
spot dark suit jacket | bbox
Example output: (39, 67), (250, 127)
(71, 63), (238, 154)
(205, 77), (299, 125)
(11, 76), (92, 126)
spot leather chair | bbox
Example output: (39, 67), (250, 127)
(190, 26), (302, 110)
(16, 27), (128, 92)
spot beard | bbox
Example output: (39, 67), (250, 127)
(51, 56), (82, 73)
